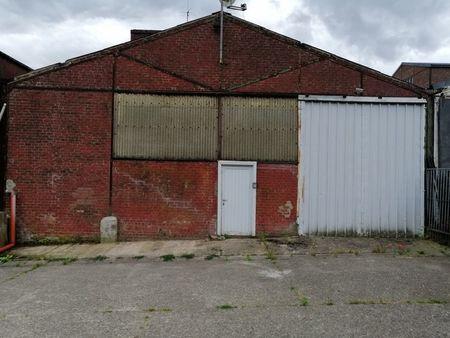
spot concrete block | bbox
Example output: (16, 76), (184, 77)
(100, 216), (118, 243)
(0, 212), (7, 246)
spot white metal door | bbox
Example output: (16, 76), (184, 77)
(218, 161), (257, 236)
(298, 96), (426, 237)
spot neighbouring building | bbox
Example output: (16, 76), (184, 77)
(6, 12), (427, 242)
(394, 63), (450, 168)
(393, 62), (450, 90)
(0, 51), (32, 208)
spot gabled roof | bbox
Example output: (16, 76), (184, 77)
(0, 50), (33, 73)
(11, 12), (425, 96)
(13, 13), (217, 84)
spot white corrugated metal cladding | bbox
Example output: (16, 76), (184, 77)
(298, 96), (426, 236)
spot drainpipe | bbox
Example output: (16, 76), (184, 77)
(0, 180), (17, 253)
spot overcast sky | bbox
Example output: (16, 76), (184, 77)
(1, 0), (449, 75)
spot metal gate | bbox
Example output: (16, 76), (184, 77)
(426, 169), (450, 245)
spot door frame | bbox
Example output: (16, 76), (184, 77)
(217, 160), (257, 236)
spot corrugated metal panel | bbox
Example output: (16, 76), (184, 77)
(222, 97), (297, 162)
(114, 94), (217, 160)
(299, 99), (425, 236)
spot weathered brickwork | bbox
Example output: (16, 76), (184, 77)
(5, 13), (424, 240)
(112, 161), (217, 239)
(7, 89), (112, 241)
(115, 56), (205, 92)
(17, 55), (114, 90)
(256, 164), (298, 235)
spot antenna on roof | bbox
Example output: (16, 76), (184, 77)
(219, 0), (247, 64)
(186, 0), (191, 22)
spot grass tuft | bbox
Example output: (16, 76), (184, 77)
(90, 255), (107, 261)
(216, 304), (237, 310)
(372, 244), (387, 254)
(291, 287), (309, 306)
(0, 254), (15, 264)
(179, 253), (195, 260)
(205, 254), (220, 261)
(160, 254), (176, 262)
(324, 298), (334, 306)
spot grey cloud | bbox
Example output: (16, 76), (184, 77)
(293, 0), (450, 73)
(0, 0), (449, 74)
(0, 0), (218, 32)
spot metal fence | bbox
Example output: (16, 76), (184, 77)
(425, 169), (450, 245)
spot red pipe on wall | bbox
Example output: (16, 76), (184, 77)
(0, 193), (16, 254)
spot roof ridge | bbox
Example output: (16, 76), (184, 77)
(12, 14), (217, 85)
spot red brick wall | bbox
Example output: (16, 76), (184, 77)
(256, 164), (298, 235)
(112, 161), (297, 239)
(112, 161), (217, 239)
(431, 68), (450, 87)
(115, 56), (206, 92)
(6, 89), (112, 241)
(17, 55), (113, 90)
(394, 65), (450, 89)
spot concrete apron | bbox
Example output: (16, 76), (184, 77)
(8, 237), (449, 260)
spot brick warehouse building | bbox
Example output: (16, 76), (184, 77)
(6, 13), (427, 242)
(0, 51), (32, 209)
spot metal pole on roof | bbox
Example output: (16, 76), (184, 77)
(0, 103), (6, 122)
(219, 0), (224, 64)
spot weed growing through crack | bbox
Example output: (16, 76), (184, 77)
(324, 298), (334, 306)
(349, 248), (360, 256)
(411, 299), (448, 305)
(291, 287), (309, 306)
(216, 304), (237, 310)
(245, 255), (253, 261)
(133, 256), (145, 260)
(90, 255), (107, 261)
(0, 254), (15, 264)
(331, 248), (360, 256)
(160, 254), (176, 262)
(393, 244), (410, 256)
(179, 253), (195, 260)
(372, 244), (387, 254)
(144, 307), (173, 312)
(205, 254), (220, 261)
(265, 248), (277, 261)
(257, 233), (278, 261)
(349, 299), (388, 305)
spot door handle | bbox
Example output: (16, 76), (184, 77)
(222, 199), (227, 206)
